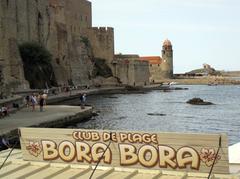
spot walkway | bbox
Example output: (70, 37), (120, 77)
(46, 86), (125, 104)
(0, 105), (92, 136)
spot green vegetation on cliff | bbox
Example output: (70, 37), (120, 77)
(19, 42), (57, 89)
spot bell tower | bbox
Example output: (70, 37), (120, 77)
(161, 39), (173, 78)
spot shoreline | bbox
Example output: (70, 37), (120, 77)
(0, 79), (239, 149)
(158, 76), (240, 85)
(46, 85), (190, 104)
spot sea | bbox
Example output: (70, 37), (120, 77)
(64, 85), (240, 145)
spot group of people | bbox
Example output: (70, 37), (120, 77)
(25, 93), (47, 112)
(0, 105), (9, 118)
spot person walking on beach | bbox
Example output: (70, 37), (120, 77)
(39, 93), (45, 112)
(1, 105), (9, 117)
(30, 94), (37, 111)
(25, 95), (30, 108)
(83, 93), (86, 104)
(80, 93), (86, 109)
(80, 93), (84, 109)
(82, 93), (87, 108)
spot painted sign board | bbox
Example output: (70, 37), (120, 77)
(19, 128), (229, 174)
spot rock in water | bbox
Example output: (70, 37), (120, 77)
(147, 113), (167, 116)
(187, 98), (214, 105)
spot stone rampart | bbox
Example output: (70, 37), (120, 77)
(82, 27), (114, 64)
(113, 55), (150, 86)
(0, 0), (97, 88)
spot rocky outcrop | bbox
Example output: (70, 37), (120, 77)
(187, 98), (214, 105)
(147, 113), (166, 116)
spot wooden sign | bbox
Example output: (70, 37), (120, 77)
(19, 128), (229, 174)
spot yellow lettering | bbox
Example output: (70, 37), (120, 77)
(142, 134), (151, 143)
(42, 140), (58, 160)
(133, 133), (142, 143)
(120, 133), (128, 142)
(76, 142), (92, 163)
(58, 141), (75, 162)
(103, 132), (110, 142)
(119, 144), (138, 166)
(158, 146), (177, 168)
(177, 147), (200, 170)
(151, 134), (158, 144)
(92, 143), (111, 164)
(139, 145), (158, 167)
(92, 132), (100, 141)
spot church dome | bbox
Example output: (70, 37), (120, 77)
(163, 39), (172, 46)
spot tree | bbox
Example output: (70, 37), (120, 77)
(19, 42), (52, 65)
(19, 42), (57, 89)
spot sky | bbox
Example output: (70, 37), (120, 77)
(90, 0), (240, 73)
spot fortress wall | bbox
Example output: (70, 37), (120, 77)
(0, 3), (3, 59)
(16, 0), (28, 43)
(64, 0), (93, 86)
(149, 65), (162, 82)
(48, 0), (71, 85)
(0, 1), (5, 60)
(149, 63), (174, 81)
(0, 0), (27, 88)
(0, 0), (112, 88)
(68, 36), (94, 86)
(49, 0), (94, 86)
(82, 27), (114, 68)
(65, 0), (92, 36)
(114, 55), (150, 86)
(0, 0), (52, 88)
(27, 0), (39, 41)
(133, 60), (150, 86)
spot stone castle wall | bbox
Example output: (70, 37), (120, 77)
(149, 64), (162, 82)
(150, 61), (173, 81)
(82, 27), (115, 69)
(0, 0), (36, 89)
(0, 0), (115, 89)
(114, 55), (150, 86)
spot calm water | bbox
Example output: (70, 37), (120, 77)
(65, 85), (240, 145)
